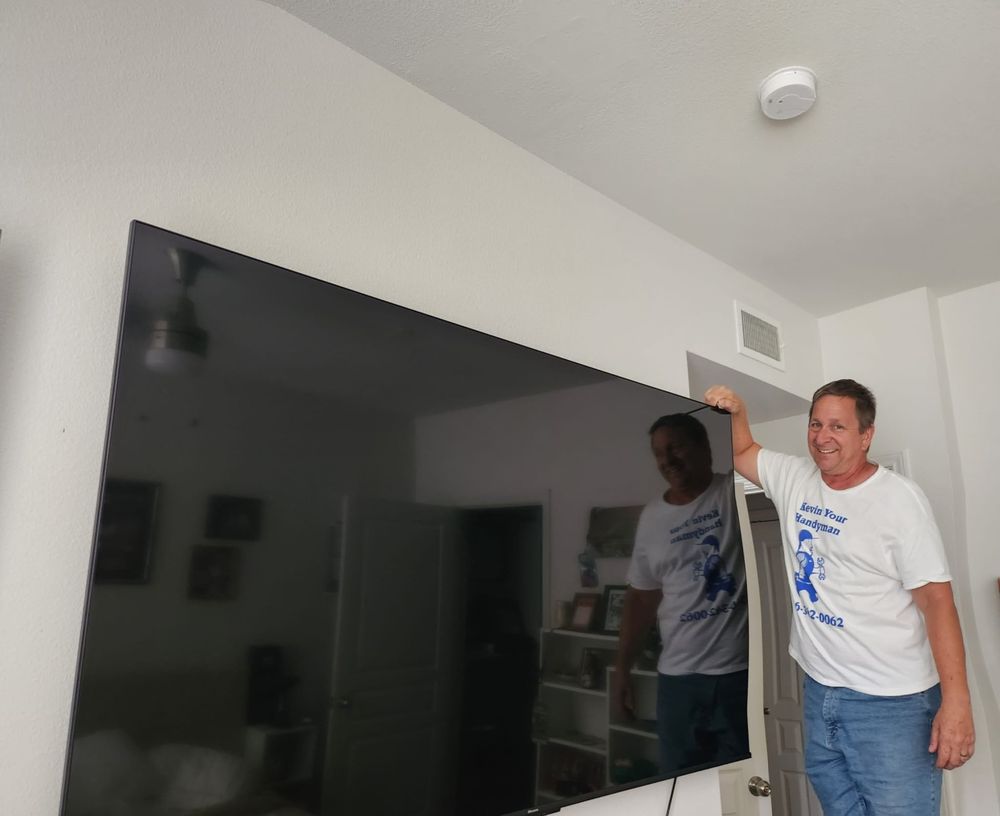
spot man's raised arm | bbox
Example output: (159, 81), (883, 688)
(703, 386), (762, 487)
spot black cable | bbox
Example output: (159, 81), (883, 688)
(684, 403), (730, 416)
(664, 776), (678, 815)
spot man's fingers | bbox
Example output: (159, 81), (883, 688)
(930, 704), (977, 770)
(932, 727), (975, 770)
(951, 741), (975, 770)
(703, 386), (736, 411)
(941, 746), (962, 770)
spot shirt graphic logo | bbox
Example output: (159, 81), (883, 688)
(795, 529), (819, 602)
(700, 535), (737, 601)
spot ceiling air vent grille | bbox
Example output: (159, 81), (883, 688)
(735, 302), (785, 370)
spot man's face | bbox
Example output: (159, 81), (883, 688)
(650, 427), (711, 488)
(807, 395), (874, 478)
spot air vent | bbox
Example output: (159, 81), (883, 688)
(735, 302), (785, 370)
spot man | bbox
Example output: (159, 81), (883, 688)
(612, 413), (749, 774)
(705, 380), (975, 815)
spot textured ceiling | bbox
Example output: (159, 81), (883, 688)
(267, 0), (1000, 316)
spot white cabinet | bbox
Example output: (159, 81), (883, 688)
(533, 629), (659, 804)
(245, 723), (318, 786)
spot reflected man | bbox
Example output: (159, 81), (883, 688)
(612, 413), (749, 774)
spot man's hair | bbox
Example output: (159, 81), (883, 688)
(648, 413), (710, 450)
(810, 379), (877, 431)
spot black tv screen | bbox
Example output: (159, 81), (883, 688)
(62, 221), (749, 816)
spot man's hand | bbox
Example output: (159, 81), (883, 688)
(929, 695), (975, 770)
(612, 587), (660, 721)
(703, 385), (762, 486)
(704, 385), (747, 417)
(611, 665), (635, 720)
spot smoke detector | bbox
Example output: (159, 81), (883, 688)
(759, 66), (816, 120)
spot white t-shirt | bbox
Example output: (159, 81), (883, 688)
(627, 472), (748, 676)
(758, 449), (951, 695)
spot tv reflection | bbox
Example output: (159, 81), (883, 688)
(612, 412), (749, 774)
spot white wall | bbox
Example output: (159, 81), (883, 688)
(0, 1), (822, 813)
(750, 414), (809, 459)
(819, 287), (1000, 814)
(938, 281), (1000, 794)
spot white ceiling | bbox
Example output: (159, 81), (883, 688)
(267, 0), (1000, 316)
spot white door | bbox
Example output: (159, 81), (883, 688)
(322, 496), (464, 816)
(718, 486), (773, 816)
(748, 498), (822, 816)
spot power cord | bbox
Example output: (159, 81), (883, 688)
(664, 776), (678, 815)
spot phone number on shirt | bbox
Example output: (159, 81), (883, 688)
(678, 601), (741, 623)
(793, 601), (845, 628)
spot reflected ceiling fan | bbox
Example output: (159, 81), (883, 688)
(144, 247), (212, 375)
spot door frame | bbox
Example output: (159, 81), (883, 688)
(716, 483), (774, 816)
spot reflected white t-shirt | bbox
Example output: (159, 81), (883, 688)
(627, 472), (748, 676)
(758, 449), (951, 695)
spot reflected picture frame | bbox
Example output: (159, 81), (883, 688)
(205, 494), (263, 541)
(187, 544), (241, 600)
(94, 478), (160, 584)
(568, 592), (601, 632)
(585, 506), (642, 557)
(599, 584), (628, 635)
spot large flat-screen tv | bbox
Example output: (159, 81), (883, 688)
(62, 221), (749, 816)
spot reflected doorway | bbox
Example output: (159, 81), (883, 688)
(456, 505), (543, 816)
(324, 496), (464, 816)
(324, 499), (543, 816)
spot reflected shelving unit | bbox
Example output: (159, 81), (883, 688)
(533, 628), (660, 804)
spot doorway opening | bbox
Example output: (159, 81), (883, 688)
(456, 505), (544, 816)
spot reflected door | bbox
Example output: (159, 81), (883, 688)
(322, 496), (464, 816)
(751, 506), (822, 816)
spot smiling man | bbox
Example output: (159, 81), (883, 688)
(705, 379), (975, 816)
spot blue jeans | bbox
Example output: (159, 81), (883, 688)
(803, 674), (942, 816)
